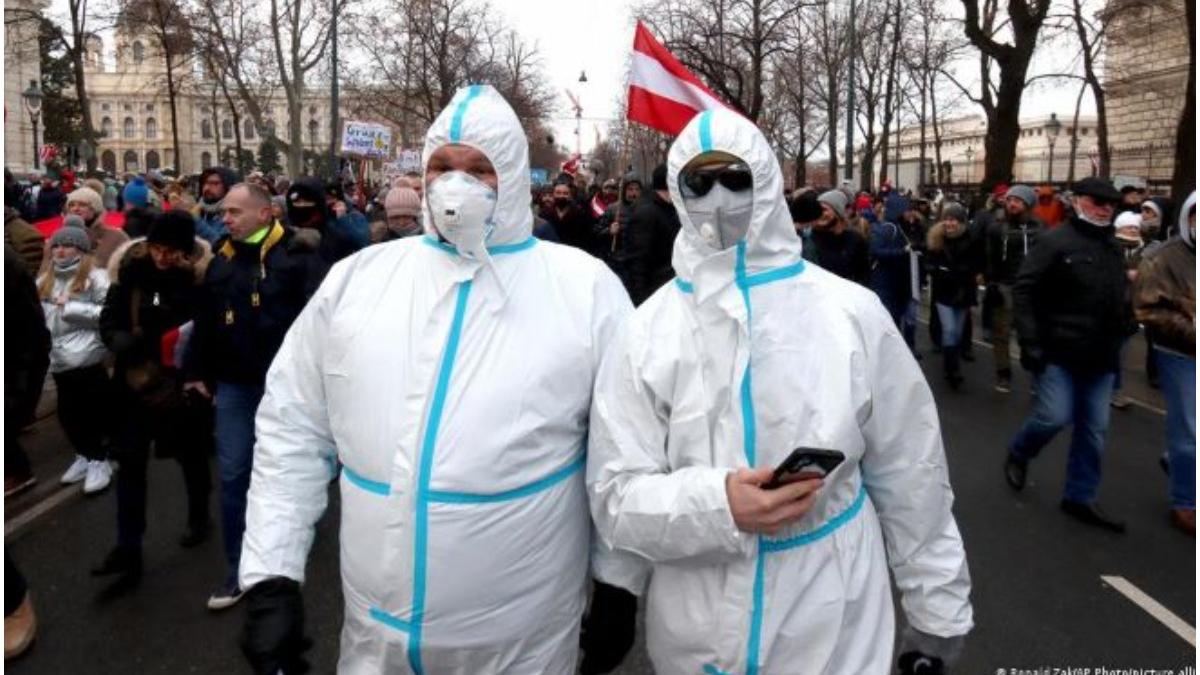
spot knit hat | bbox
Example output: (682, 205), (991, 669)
(941, 202), (969, 223)
(147, 209), (196, 254)
(123, 176), (150, 208)
(818, 190), (848, 220)
(1114, 211), (1142, 243)
(1141, 199), (1163, 219)
(50, 217), (92, 252)
(384, 186), (421, 217)
(652, 163), (668, 191)
(790, 192), (823, 224)
(1004, 184), (1037, 208)
(66, 186), (104, 215)
(84, 178), (106, 196)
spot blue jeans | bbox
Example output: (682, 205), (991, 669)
(1157, 350), (1195, 510)
(215, 382), (264, 586)
(935, 303), (968, 349)
(901, 298), (919, 350)
(1009, 364), (1115, 504)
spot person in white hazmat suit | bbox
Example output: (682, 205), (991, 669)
(235, 85), (637, 674)
(587, 109), (974, 675)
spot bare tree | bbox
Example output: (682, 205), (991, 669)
(803, 0), (849, 181)
(900, 0), (955, 190)
(117, 0), (194, 171)
(267, 0), (342, 175)
(638, 0), (807, 121)
(958, 0), (1053, 191)
(8, 0), (103, 171)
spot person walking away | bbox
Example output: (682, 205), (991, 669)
(5, 245), (51, 496)
(1005, 178), (1133, 533)
(926, 203), (986, 390)
(625, 164), (681, 306)
(869, 193), (916, 337)
(1133, 193), (1196, 536)
(192, 167), (242, 244)
(588, 109), (972, 675)
(1110, 212), (1147, 409)
(183, 183), (323, 610)
(802, 190), (871, 285)
(982, 185), (1043, 393)
(67, 186), (130, 269)
(38, 220), (114, 494)
(92, 211), (215, 590)
(897, 201), (929, 355)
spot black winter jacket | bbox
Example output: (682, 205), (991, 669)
(625, 192), (680, 305)
(5, 245), (50, 427)
(540, 204), (596, 254)
(802, 227), (870, 286)
(982, 210), (1044, 286)
(185, 224), (323, 386)
(926, 223), (986, 308)
(1013, 217), (1134, 374)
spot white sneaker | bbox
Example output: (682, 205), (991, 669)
(61, 455), (89, 484)
(83, 461), (113, 494)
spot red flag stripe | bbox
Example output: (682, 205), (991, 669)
(627, 85), (704, 137)
(632, 21), (718, 97)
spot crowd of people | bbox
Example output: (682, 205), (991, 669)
(2, 84), (1193, 674)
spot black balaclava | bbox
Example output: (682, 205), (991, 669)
(287, 177), (331, 230)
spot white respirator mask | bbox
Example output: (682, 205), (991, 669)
(426, 170), (498, 259)
(686, 184), (754, 251)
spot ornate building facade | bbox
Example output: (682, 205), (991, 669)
(1102, 0), (1189, 184)
(4, 0), (46, 173)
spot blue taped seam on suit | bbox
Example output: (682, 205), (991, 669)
(408, 280), (473, 674)
(760, 485), (868, 553)
(448, 85), (483, 142)
(704, 665), (733, 675)
(369, 607), (415, 633)
(675, 277), (695, 294)
(734, 240), (764, 675)
(342, 465), (391, 496)
(421, 235), (537, 256)
(674, 257), (804, 297)
(699, 110), (714, 152)
(426, 452), (585, 504)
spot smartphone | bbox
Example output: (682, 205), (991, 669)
(762, 447), (845, 490)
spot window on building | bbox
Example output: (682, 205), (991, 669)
(222, 119), (233, 139)
(146, 103), (155, 112)
(101, 150), (116, 174)
(145, 117), (157, 139)
(244, 118), (256, 140)
(123, 117), (135, 139)
(124, 103), (132, 111)
(123, 150), (139, 172)
(145, 150), (160, 170)
(101, 103), (110, 111)
(132, 41), (145, 65)
(264, 120), (276, 138)
(201, 119), (212, 139)
(309, 119), (319, 144)
(101, 117), (113, 137)
(1081, 128), (1089, 136)
(201, 151), (212, 169)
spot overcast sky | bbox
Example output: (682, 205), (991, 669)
(493, 0), (1098, 156)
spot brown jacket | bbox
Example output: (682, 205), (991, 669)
(1134, 238), (1195, 357)
(4, 209), (44, 276)
(88, 219), (131, 270)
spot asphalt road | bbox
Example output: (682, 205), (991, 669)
(5, 327), (1194, 674)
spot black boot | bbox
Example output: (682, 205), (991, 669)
(179, 519), (210, 549)
(1004, 455), (1027, 491)
(1060, 500), (1127, 534)
(944, 350), (964, 390)
(91, 546), (143, 580)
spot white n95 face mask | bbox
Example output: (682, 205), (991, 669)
(426, 170), (498, 259)
(685, 184), (754, 251)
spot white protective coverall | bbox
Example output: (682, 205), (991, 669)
(240, 85), (633, 673)
(587, 109), (973, 675)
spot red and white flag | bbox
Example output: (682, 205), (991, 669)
(627, 21), (729, 136)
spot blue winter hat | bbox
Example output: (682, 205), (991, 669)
(123, 176), (150, 208)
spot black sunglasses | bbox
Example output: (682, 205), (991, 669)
(679, 163), (753, 198)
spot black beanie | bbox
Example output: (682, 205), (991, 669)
(652, 163), (668, 191)
(147, 209), (197, 255)
(789, 192), (823, 224)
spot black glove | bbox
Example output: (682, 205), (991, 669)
(241, 577), (311, 675)
(897, 650), (946, 675)
(578, 581), (638, 675)
(1019, 348), (1046, 375)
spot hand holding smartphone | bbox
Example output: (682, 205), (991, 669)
(762, 447), (845, 490)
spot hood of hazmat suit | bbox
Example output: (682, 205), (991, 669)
(240, 84), (633, 674)
(586, 109), (973, 675)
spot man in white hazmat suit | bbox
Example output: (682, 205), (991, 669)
(587, 108), (974, 674)
(236, 85), (635, 673)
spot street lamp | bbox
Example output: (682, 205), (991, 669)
(1044, 113), (1062, 184)
(964, 146), (975, 184)
(22, 80), (43, 170)
(578, 70), (588, 83)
